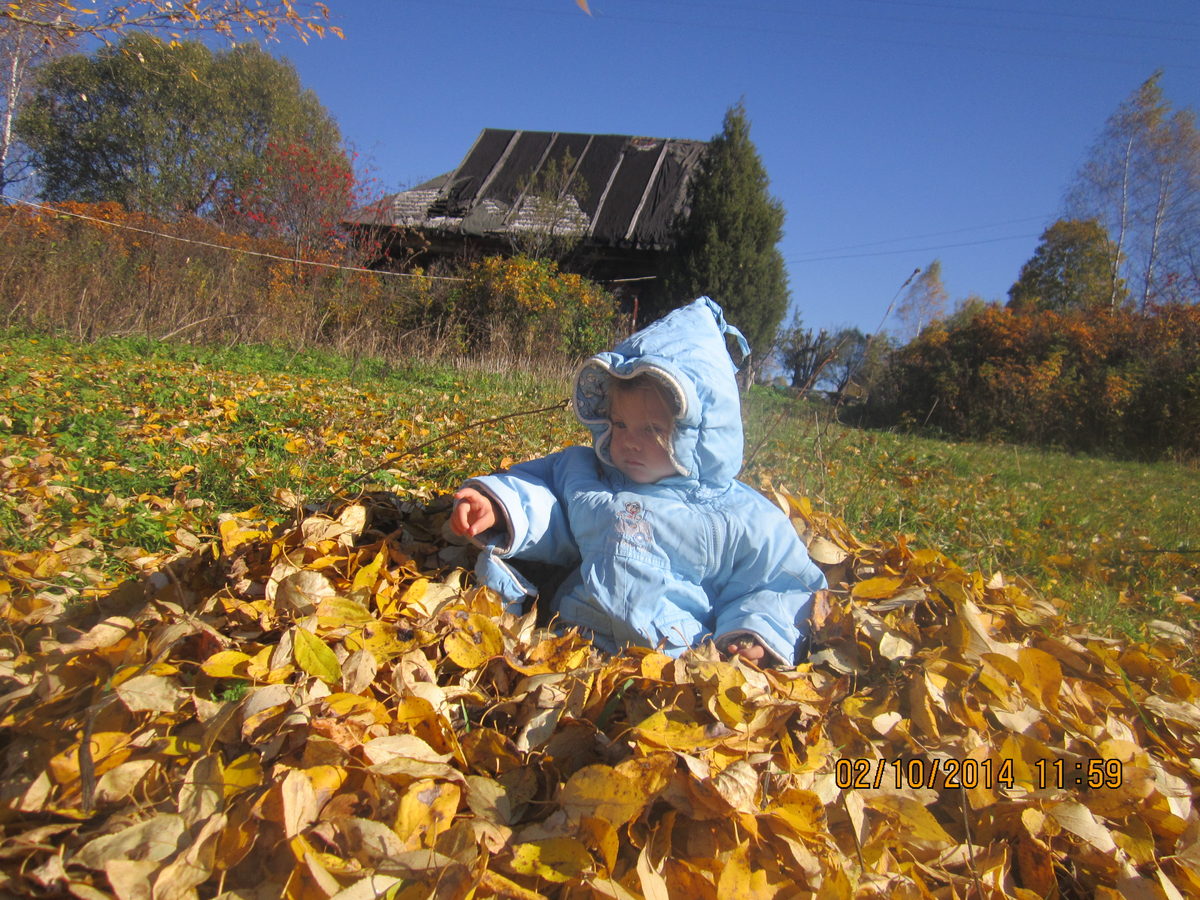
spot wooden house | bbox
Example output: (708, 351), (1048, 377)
(344, 128), (708, 289)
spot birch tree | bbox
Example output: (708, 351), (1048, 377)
(0, 22), (61, 194)
(894, 259), (948, 341)
(1066, 73), (1200, 307)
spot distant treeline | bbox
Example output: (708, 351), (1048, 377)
(856, 303), (1200, 461)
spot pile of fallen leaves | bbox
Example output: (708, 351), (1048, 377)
(1, 488), (1198, 899)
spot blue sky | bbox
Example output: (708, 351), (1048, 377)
(279, 0), (1199, 339)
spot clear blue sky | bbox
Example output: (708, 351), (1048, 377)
(278, 0), (1199, 340)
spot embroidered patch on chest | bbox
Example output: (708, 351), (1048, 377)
(615, 500), (655, 548)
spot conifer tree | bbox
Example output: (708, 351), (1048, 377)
(655, 102), (789, 356)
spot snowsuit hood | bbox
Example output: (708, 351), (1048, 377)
(573, 297), (750, 491)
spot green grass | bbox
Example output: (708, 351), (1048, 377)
(1, 330), (1196, 641)
(743, 387), (1199, 637)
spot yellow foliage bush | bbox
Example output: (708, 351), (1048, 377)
(455, 255), (616, 359)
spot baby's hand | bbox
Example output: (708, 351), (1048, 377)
(726, 635), (767, 663)
(451, 488), (497, 538)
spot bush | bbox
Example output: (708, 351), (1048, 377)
(451, 255), (616, 359)
(857, 303), (1200, 460)
(0, 202), (616, 367)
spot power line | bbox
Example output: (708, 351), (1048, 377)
(792, 214), (1052, 256)
(0, 196), (658, 286)
(653, 0), (1200, 37)
(441, 0), (1200, 70)
(788, 231), (1039, 264)
(0, 195), (467, 282)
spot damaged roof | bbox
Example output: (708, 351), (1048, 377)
(346, 128), (708, 251)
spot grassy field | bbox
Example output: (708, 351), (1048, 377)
(2, 330), (1196, 645)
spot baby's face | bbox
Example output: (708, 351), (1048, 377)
(608, 387), (676, 483)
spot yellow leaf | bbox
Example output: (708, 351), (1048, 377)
(444, 612), (503, 669)
(350, 545), (387, 597)
(218, 516), (266, 553)
(293, 627), (342, 685)
(315, 596), (375, 627)
(639, 652), (674, 681)
(864, 793), (955, 848)
(49, 732), (131, 784)
(715, 844), (789, 899)
(479, 869), (549, 900)
(246, 644), (293, 683)
(765, 789), (826, 836)
(342, 622), (418, 663)
(395, 779), (461, 850)
(323, 692), (391, 725)
(398, 578), (460, 618)
(559, 765), (647, 826)
(223, 753), (262, 799)
(510, 837), (593, 882)
(577, 815), (620, 875)
(200, 650), (252, 679)
(305, 764), (348, 804)
(290, 835), (344, 895)
(633, 709), (731, 751)
(851, 576), (905, 600)
(1017, 646), (1063, 711)
(1049, 801), (1118, 854)
(614, 753), (675, 799)
(160, 734), (202, 758)
(507, 631), (591, 674)
(392, 577), (430, 617)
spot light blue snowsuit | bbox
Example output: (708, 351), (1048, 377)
(466, 297), (826, 664)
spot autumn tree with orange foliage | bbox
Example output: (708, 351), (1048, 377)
(860, 302), (1200, 459)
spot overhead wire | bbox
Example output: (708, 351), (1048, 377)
(788, 231), (1042, 264)
(438, 0), (1200, 70)
(0, 195), (658, 286)
(0, 194), (467, 281)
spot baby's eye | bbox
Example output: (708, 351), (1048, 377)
(612, 420), (626, 429)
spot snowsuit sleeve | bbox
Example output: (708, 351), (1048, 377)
(461, 449), (583, 609)
(711, 491), (827, 665)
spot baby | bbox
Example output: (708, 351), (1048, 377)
(450, 297), (826, 665)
